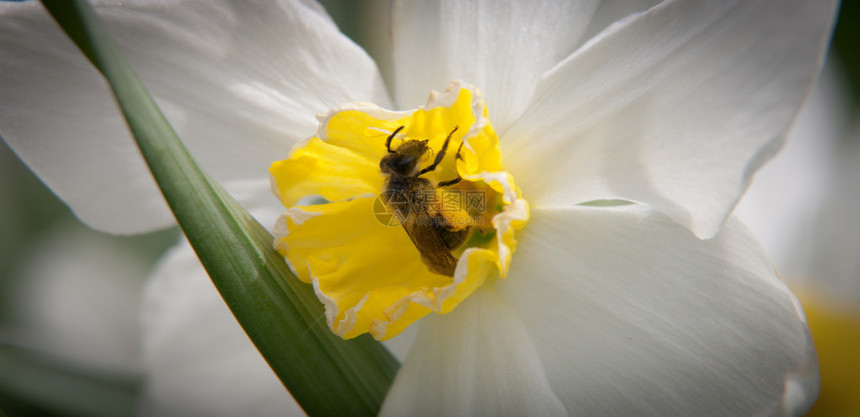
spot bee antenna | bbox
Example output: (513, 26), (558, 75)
(386, 126), (405, 153)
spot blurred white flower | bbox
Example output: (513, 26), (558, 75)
(736, 62), (847, 282)
(737, 59), (860, 306)
(8, 223), (149, 374)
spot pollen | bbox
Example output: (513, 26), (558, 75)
(269, 81), (529, 340)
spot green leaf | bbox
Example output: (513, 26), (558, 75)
(40, 1), (399, 415)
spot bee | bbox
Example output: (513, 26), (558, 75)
(380, 125), (472, 277)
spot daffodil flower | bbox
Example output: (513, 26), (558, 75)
(0, 0), (838, 416)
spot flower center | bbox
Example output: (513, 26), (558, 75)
(269, 81), (529, 340)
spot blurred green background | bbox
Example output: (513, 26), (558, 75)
(1, 0), (858, 416)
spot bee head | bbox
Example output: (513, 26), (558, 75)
(380, 139), (429, 175)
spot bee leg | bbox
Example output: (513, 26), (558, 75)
(418, 126), (458, 176)
(438, 176), (461, 187)
(437, 142), (465, 187)
(386, 125), (405, 153)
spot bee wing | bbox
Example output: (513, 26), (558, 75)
(402, 216), (459, 277)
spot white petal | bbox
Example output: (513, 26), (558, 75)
(391, 0), (600, 132)
(0, 0), (389, 234)
(502, 0), (838, 238)
(140, 240), (303, 417)
(497, 205), (818, 416)
(380, 287), (567, 417)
